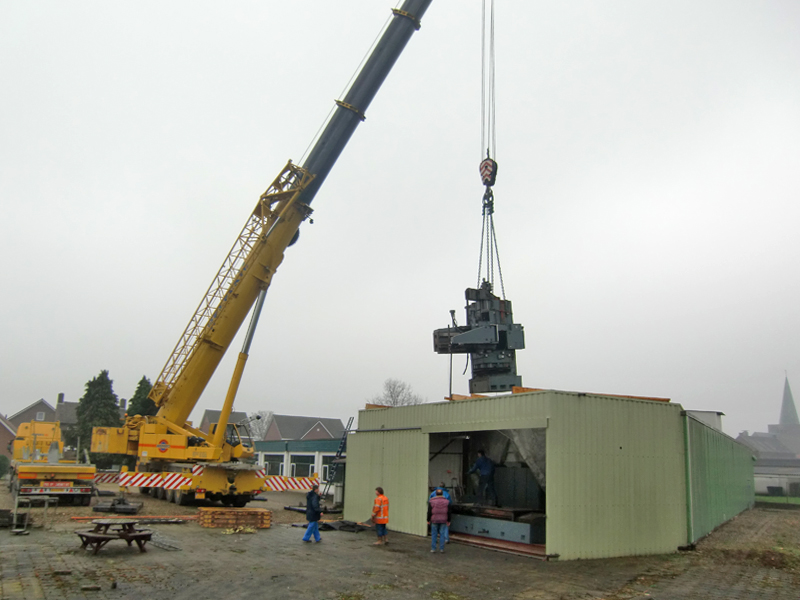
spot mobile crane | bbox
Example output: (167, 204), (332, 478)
(91, 0), (433, 506)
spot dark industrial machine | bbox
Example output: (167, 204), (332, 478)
(433, 279), (525, 393)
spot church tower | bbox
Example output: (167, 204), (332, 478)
(779, 377), (800, 426)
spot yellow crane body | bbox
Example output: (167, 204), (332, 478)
(91, 1), (432, 506)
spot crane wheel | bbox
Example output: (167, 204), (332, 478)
(139, 487), (150, 495)
(175, 490), (191, 506)
(167, 489), (176, 503)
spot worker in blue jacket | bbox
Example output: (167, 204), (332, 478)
(467, 449), (498, 506)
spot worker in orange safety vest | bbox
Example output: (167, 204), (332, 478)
(372, 486), (389, 545)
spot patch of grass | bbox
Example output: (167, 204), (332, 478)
(431, 591), (464, 600)
(705, 548), (800, 572)
(338, 593), (365, 600)
(760, 548), (800, 571)
(755, 495), (800, 505)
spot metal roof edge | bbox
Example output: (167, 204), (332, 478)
(357, 388), (674, 414)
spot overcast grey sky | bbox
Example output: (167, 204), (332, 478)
(2, 1), (799, 438)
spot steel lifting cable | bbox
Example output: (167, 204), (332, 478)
(490, 216), (507, 298)
(481, 0), (497, 161)
(476, 0), (506, 299)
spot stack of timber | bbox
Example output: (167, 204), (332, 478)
(197, 507), (272, 529)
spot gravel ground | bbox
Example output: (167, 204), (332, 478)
(2, 479), (799, 600)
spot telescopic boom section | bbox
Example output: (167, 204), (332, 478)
(298, 0), (433, 208)
(148, 0), (433, 427)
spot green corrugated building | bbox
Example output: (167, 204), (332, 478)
(343, 389), (754, 560)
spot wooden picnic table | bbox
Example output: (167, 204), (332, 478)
(75, 519), (153, 555)
(89, 518), (139, 534)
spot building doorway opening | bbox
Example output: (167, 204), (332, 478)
(428, 429), (546, 554)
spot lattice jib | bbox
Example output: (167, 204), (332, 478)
(150, 161), (313, 405)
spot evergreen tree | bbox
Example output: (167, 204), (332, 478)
(75, 370), (123, 467)
(127, 376), (156, 417)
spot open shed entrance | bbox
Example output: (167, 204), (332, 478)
(428, 429), (547, 558)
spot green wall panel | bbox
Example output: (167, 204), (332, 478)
(686, 415), (755, 542)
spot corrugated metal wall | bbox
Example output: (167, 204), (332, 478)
(344, 391), (754, 560)
(344, 396), (549, 536)
(686, 415), (755, 542)
(343, 428), (429, 536)
(546, 392), (687, 560)
(357, 396), (550, 433)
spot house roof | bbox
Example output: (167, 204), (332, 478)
(0, 414), (16, 435)
(9, 399), (55, 421)
(271, 415), (345, 440)
(200, 410), (249, 427)
(55, 401), (79, 425)
(737, 431), (795, 456)
(755, 465), (800, 476)
(53, 401), (127, 426)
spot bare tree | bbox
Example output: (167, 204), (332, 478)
(371, 378), (425, 407)
(248, 410), (273, 441)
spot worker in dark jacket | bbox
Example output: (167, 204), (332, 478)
(467, 449), (498, 506)
(302, 484), (323, 543)
(427, 488), (451, 553)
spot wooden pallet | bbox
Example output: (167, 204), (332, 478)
(197, 507), (272, 529)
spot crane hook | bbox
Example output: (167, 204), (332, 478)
(479, 156), (497, 188)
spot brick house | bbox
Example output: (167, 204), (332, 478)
(52, 393), (127, 444)
(8, 399), (56, 429)
(0, 414), (16, 459)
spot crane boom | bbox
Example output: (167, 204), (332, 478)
(149, 0), (433, 426)
(298, 2), (432, 207)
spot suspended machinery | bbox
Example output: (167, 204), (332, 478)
(433, 0), (526, 395)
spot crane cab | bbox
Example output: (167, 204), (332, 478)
(210, 422), (255, 462)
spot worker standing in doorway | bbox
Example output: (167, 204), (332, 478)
(372, 487), (389, 545)
(427, 487), (451, 553)
(429, 484), (451, 544)
(302, 483), (323, 543)
(467, 449), (498, 506)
